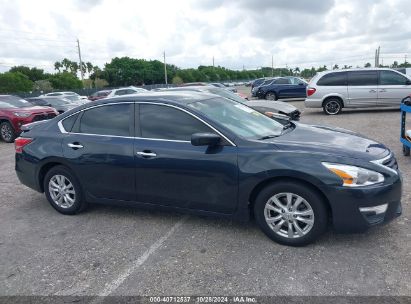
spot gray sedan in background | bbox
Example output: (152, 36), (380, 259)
(154, 86), (301, 121)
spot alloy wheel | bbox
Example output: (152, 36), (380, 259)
(264, 192), (314, 239)
(1, 124), (13, 142)
(48, 175), (76, 208)
(324, 100), (341, 115)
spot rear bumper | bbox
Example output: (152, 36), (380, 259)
(304, 98), (323, 108)
(15, 154), (42, 192)
(324, 174), (402, 233)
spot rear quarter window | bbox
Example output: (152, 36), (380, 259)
(61, 113), (79, 132)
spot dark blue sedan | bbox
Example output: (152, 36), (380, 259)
(254, 77), (308, 100)
(15, 92), (402, 246)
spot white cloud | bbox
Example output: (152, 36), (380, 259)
(0, 0), (410, 73)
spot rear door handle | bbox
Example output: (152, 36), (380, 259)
(68, 143), (84, 149)
(369, 89), (377, 93)
(136, 151), (157, 158)
(379, 89), (386, 92)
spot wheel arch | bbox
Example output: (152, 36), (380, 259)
(248, 176), (332, 219)
(37, 159), (76, 192)
(322, 95), (345, 108)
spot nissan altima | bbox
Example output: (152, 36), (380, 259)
(15, 92), (402, 246)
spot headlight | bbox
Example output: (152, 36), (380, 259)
(14, 112), (30, 118)
(322, 162), (384, 187)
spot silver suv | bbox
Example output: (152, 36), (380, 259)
(305, 68), (411, 115)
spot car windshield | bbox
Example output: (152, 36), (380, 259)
(206, 88), (247, 104)
(0, 96), (32, 108)
(187, 97), (284, 139)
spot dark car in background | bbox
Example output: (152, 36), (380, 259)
(15, 92), (401, 246)
(251, 77), (273, 90)
(0, 95), (57, 143)
(251, 78), (277, 97)
(26, 97), (79, 114)
(154, 86), (301, 120)
(88, 90), (111, 101)
(255, 77), (308, 100)
(209, 82), (237, 93)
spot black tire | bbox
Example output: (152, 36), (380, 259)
(253, 181), (328, 246)
(322, 98), (342, 115)
(0, 122), (16, 143)
(265, 92), (278, 101)
(43, 165), (87, 215)
(403, 145), (410, 156)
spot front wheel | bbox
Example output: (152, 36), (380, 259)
(265, 92), (278, 101)
(403, 145), (410, 156)
(0, 122), (16, 143)
(254, 182), (328, 246)
(323, 99), (342, 115)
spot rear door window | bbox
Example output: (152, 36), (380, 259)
(347, 71), (378, 86)
(275, 78), (291, 84)
(317, 72), (347, 86)
(78, 104), (132, 136)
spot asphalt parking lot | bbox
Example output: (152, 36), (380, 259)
(0, 86), (410, 297)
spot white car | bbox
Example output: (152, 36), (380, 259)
(40, 91), (88, 100)
(106, 86), (148, 98)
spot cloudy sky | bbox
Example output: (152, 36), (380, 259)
(0, 0), (410, 73)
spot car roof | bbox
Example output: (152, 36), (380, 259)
(94, 91), (218, 106)
(317, 68), (401, 75)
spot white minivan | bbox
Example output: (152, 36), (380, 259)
(305, 68), (411, 115)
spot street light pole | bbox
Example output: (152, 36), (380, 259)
(163, 51), (168, 85)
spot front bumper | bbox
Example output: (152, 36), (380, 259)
(323, 174), (402, 233)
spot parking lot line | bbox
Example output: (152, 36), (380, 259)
(90, 215), (188, 300)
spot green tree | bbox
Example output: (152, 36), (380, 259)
(33, 80), (53, 92)
(49, 72), (83, 90)
(364, 62), (372, 68)
(9, 66), (49, 82)
(0, 72), (33, 93)
(172, 76), (183, 85)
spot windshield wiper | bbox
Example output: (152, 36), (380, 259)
(257, 134), (280, 140)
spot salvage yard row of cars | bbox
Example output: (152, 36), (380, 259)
(0, 84), (300, 143)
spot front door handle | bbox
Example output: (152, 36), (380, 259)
(136, 151), (157, 158)
(379, 89), (386, 92)
(369, 89), (377, 93)
(68, 143), (84, 149)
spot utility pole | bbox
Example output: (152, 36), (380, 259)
(405, 54), (407, 66)
(377, 46), (380, 67)
(163, 51), (168, 85)
(271, 55), (274, 77)
(76, 38), (84, 81)
(212, 56), (215, 69)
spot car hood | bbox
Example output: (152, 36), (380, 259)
(2, 106), (56, 114)
(248, 100), (297, 114)
(273, 123), (389, 161)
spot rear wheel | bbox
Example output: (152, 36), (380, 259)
(323, 98), (342, 115)
(265, 92), (278, 101)
(254, 182), (328, 246)
(403, 145), (410, 156)
(44, 166), (87, 215)
(0, 122), (16, 143)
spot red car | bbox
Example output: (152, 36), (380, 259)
(88, 90), (111, 101)
(0, 95), (58, 143)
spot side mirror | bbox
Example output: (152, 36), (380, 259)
(191, 133), (221, 146)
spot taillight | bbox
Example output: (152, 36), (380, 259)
(307, 87), (316, 96)
(15, 137), (33, 153)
